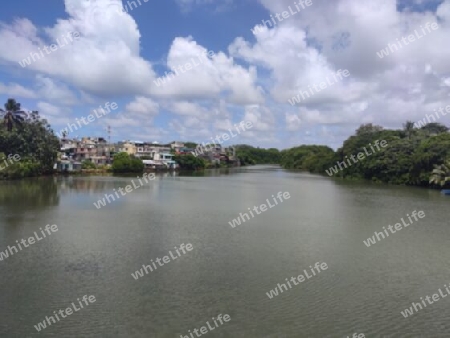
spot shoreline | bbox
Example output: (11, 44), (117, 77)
(0, 165), (448, 191)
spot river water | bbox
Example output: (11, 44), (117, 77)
(0, 165), (449, 337)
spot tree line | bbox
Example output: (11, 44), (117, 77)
(2, 97), (449, 187)
(235, 122), (450, 188)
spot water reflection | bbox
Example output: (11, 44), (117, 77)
(0, 177), (59, 209)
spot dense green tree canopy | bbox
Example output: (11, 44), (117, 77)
(173, 154), (206, 170)
(235, 145), (281, 165)
(277, 122), (450, 187)
(0, 99), (59, 178)
(280, 145), (335, 173)
(111, 152), (144, 173)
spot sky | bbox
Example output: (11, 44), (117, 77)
(0, 0), (449, 149)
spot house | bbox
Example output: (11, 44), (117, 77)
(171, 141), (185, 152)
(117, 141), (137, 155)
(56, 160), (82, 172)
(153, 153), (178, 169)
(58, 137), (116, 165)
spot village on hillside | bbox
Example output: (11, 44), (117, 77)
(57, 137), (239, 172)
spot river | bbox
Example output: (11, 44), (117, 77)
(0, 165), (449, 337)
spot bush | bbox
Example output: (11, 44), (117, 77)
(111, 152), (144, 173)
(173, 154), (205, 170)
(82, 160), (97, 169)
(0, 156), (41, 179)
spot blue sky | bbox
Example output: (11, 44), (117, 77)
(0, 0), (449, 149)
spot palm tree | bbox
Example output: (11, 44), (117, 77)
(4, 98), (21, 111)
(429, 160), (450, 187)
(3, 98), (24, 132)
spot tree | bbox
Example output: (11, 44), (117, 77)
(173, 154), (206, 170)
(403, 120), (416, 139)
(235, 145), (281, 165)
(3, 99), (25, 132)
(0, 99), (60, 178)
(355, 123), (383, 136)
(4, 98), (21, 111)
(111, 152), (144, 173)
(429, 160), (450, 187)
(280, 145), (334, 172)
(82, 160), (97, 169)
(420, 123), (449, 136)
(3, 111), (24, 132)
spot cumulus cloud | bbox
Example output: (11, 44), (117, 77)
(2, 0), (450, 148)
(152, 37), (263, 105)
(0, 0), (157, 98)
(226, 0), (450, 146)
(103, 96), (159, 129)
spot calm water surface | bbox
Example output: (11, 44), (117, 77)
(1, 165), (449, 337)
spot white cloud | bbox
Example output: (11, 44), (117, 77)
(2, 0), (450, 148)
(226, 0), (450, 146)
(0, 82), (36, 99)
(152, 37), (263, 105)
(0, 0), (157, 98)
(103, 96), (159, 129)
(35, 75), (77, 106)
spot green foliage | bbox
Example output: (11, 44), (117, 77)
(280, 145), (335, 173)
(111, 152), (144, 173)
(173, 154), (206, 170)
(4, 98), (21, 111)
(0, 99), (60, 179)
(279, 121), (450, 188)
(323, 123), (450, 186)
(0, 153), (41, 179)
(235, 145), (281, 165)
(81, 160), (97, 169)
(420, 123), (449, 135)
(429, 160), (450, 187)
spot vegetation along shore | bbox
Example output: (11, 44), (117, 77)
(1, 98), (449, 189)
